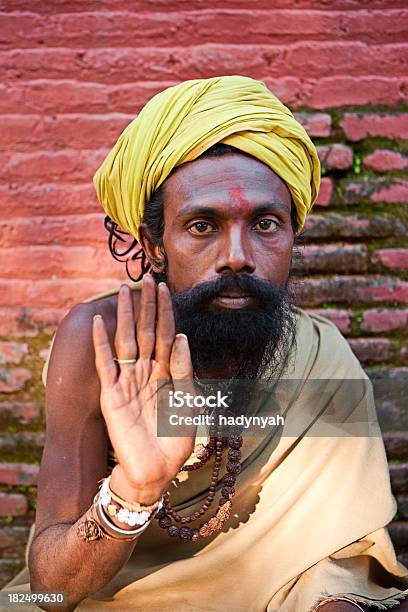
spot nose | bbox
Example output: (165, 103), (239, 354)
(215, 225), (256, 275)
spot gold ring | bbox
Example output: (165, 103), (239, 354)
(114, 358), (137, 364)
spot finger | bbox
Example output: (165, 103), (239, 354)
(137, 274), (156, 359)
(169, 334), (197, 438)
(169, 334), (193, 382)
(170, 334), (197, 410)
(93, 314), (117, 388)
(155, 282), (175, 367)
(114, 284), (137, 362)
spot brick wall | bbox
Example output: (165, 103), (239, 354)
(0, 0), (407, 588)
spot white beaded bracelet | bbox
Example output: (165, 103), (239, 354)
(96, 495), (153, 537)
(98, 476), (163, 528)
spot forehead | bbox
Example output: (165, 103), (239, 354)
(162, 152), (292, 213)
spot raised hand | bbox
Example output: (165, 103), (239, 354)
(92, 274), (196, 504)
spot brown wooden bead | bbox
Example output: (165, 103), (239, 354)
(168, 526), (179, 537)
(199, 508), (206, 515)
(222, 474), (236, 487)
(221, 486), (235, 498)
(195, 445), (210, 461)
(209, 485), (216, 492)
(179, 527), (192, 540)
(181, 516), (190, 524)
(158, 516), (172, 529)
(223, 474), (236, 486)
(191, 529), (200, 541)
(228, 436), (243, 449)
(226, 461), (241, 475)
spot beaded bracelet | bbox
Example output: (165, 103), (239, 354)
(94, 494), (153, 540)
(99, 478), (153, 527)
(101, 475), (163, 513)
(77, 502), (142, 542)
(98, 476), (163, 528)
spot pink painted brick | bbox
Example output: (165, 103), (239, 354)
(341, 113), (408, 141)
(371, 179), (408, 203)
(298, 276), (408, 306)
(0, 493), (27, 516)
(364, 150), (408, 172)
(304, 213), (404, 240)
(390, 464), (408, 494)
(0, 463), (39, 486)
(300, 244), (367, 273)
(317, 144), (353, 170)
(372, 248), (408, 271)
(0, 401), (40, 424)
(348, 338), (392, 363)
(401, 346), (408, 364)
(294, 112), (331, 137)
(305, 309), (351, 334)
(0, 368), (31, 393)
(0, 307), (65, 337)
(344, 179), (408, 204)
(362, 309), (408, 333)
(315, 177), (333, 206)
(0, 526), (30, 553)
(0, 341), (28, 365)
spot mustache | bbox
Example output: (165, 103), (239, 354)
(171, 274), (287, 310)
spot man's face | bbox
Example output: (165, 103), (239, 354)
(143, 151), (297, 380)
(161, 153), (294, 295)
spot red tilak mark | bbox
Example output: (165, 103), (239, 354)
(228, 187), (251, 215)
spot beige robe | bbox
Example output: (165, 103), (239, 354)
(2, 286), (408, 611)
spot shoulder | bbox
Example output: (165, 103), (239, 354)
(42, 283), (142, 387)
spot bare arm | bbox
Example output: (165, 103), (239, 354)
(29, 277), (195, 611)
(28, 301), (140, 611)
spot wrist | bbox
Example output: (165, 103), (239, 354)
(110, 465), (167, 505)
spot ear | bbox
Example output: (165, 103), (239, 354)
(138, 223), (166, 273)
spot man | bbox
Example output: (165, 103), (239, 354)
(2, 76), (408, 611)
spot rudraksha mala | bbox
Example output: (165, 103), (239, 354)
(180, 436), (217, 471)
(155, 434), (243, 541)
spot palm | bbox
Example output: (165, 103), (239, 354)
(93, 276), (196, 494)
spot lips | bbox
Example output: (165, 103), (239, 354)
(212, 293), (255, 309)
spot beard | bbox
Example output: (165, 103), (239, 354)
(169, 273), (298, 382)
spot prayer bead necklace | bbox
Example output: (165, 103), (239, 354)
(155, 435), (243, 541)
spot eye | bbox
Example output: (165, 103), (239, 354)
(188, 221), (215, 235)
(254, 218), (278, 232)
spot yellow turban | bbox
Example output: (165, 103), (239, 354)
(93, 75), (321, 240)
